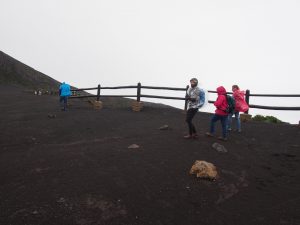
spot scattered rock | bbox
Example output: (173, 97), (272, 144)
(240, 113), (252, 122)
(88, 100), (103, 109)
(32, 210), (39, 215)
(48, 114), (56, 119)
(28, 137), (38, 144)
(212, 142), (228, 153)
(189, 160), (218, 180)
(128, 144), (140, 149)
(35, 167), (50, 173)
(159, 125), (169, 130)
(57, 197), (66, 203)
(131, 101), (143, 112)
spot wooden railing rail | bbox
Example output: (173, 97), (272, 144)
(70, 83), (300, 112)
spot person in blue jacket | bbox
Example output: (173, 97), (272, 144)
(59, 82), (71, 111)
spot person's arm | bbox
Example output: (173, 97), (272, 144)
(186, 88), (192, 100)
(214, 95), (225, 109)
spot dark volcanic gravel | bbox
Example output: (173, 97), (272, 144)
(0, 85), (299, 225)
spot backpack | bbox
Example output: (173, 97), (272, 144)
(198, 88), (206, 108)
(225, 95), (235, 113)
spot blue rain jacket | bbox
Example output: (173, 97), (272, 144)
(59, 82), (71, 97)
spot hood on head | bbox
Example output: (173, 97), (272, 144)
(190, 78), (198, 84)
(217, 86), (227, 95)
(190, 78), (198, 87)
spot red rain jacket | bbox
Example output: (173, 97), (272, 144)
(214, 86), (229, 116)
(233, 90), (249, 112)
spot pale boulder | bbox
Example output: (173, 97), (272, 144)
(189, 160), (218, 180)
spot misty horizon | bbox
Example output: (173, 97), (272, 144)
(1, 0), (299, 123)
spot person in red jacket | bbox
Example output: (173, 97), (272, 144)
(227, 85), (249, 132)
(206, 86), (229, 141)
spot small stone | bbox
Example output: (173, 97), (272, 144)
(92, 100), (103, 109)
(159, 125), (169, 130)
(32, 210), (38, 215)
(212, 143), (228, 153)
(128, 144), (140, 149)
(57, 197), (66, 203)
(48, 114), (56, 119)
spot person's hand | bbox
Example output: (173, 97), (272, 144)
(186, 96), (195, 102)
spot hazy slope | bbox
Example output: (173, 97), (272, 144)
(0, 51), (60, 89)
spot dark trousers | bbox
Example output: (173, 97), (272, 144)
(210, 114), (228, 138)
(60, 96), (68, 111)
(186, 108), (198, 135)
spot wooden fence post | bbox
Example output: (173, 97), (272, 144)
(137, 82), (141, 102)
(245, 89), (250, 114)
(97, 84), (101, 101)
(184, 85), (189, 111)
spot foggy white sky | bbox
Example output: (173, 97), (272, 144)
(1, 0), (299, 123)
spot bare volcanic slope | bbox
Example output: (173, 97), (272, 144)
(0, 84), (300, 225)
(0, 51), (146, 108)
(0, 51), (60, 90)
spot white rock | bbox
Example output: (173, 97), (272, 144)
(212, 142), (228, 153)
(159, 125), (169, 130)
(128, 144), (140, 149)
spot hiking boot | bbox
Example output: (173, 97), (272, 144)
(205, 132), (214, 137)
(218, 136), (228, 141)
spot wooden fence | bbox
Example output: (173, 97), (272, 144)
(70, 83), (300, 112)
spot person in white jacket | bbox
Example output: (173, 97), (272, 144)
(184, 78), (201, 139)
